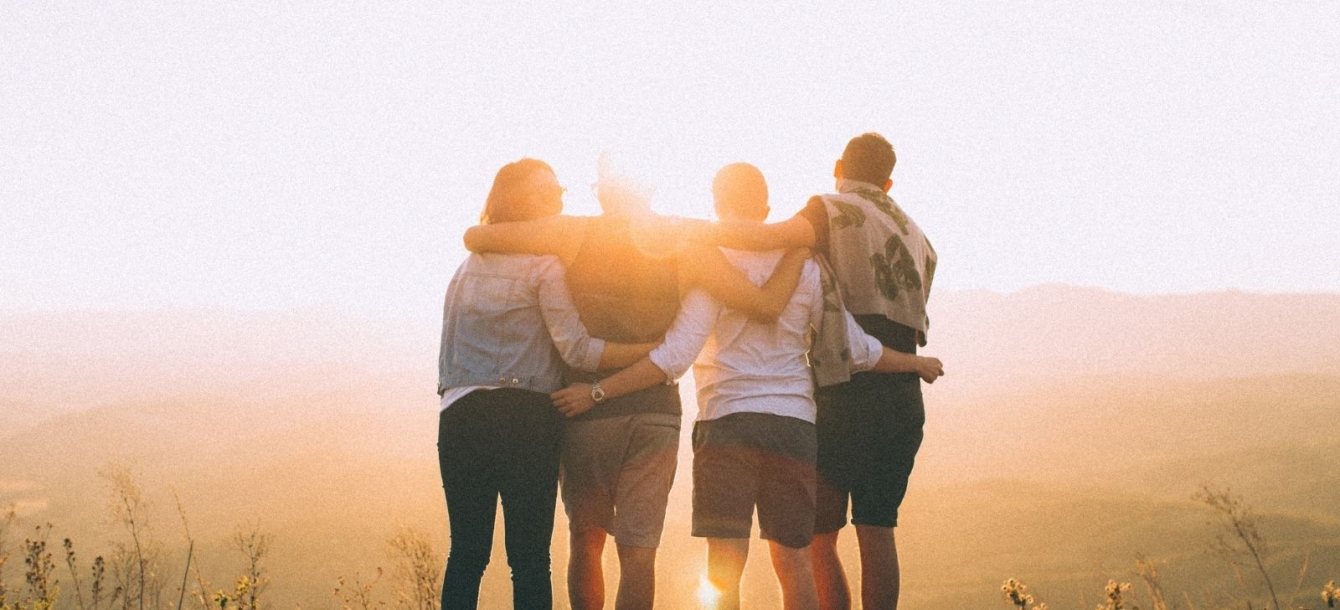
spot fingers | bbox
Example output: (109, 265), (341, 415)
(917, 357), (945, 384)
(557, 398), (593, 418)
(551, 384), (594, 418)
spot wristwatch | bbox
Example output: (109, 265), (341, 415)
(590, 381), (607, 404)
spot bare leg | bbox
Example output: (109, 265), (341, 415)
(706, 538), (749, 610)
(855, 525), (899, 610)
(614, 543), (657, 610)
(569, 528), (607, 610)
(769, 541), (819, 610)
(810, 531), (850, 610)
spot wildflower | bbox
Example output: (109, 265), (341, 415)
(1002, 578), (1036, 610)
(1322, 580), (1338, 608)
(1096, 580), (1134, 610)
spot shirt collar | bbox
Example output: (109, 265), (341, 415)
(837, 178), (886, 194)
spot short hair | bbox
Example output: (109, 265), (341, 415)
(841, 133), (896, 185)
(481, 158), (557, 224)
(712, 162), (769, 221)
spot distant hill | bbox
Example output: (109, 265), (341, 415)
(928, 286), (1340, 395)
(920, 373), (1340, 490)
(2, 287), (1339, 609)
(0, 307), (435, 436)
(7, 286), (1338, 428)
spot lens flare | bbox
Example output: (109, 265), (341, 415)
(697, 574), (721, 608)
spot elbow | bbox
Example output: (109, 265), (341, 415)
(462, 227), (483, 253)
(572, 351), (601, 373)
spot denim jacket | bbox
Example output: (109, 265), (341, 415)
(437, 253), (606, 396)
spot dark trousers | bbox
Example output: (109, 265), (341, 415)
(438, 389), (563, 610)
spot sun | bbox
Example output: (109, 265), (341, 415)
(696, 574), (722, 608)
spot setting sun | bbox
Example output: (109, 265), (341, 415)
(3, 2), (1339, 610)
(696, 574), (722, 609)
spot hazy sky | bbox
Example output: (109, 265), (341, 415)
(4, 1), (1338, 319)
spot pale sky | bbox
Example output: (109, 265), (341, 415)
(4, 1), (1338, 320)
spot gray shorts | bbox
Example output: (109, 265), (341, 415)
(560, 412), (680, 548)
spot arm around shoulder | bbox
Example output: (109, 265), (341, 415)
(463, 215), (587, 263)
(707, 215), (816, 251)
(679, 245), (808, 323)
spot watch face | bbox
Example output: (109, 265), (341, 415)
(592, 385), (606, 402)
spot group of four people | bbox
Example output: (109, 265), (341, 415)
(436, 132), (943, 610)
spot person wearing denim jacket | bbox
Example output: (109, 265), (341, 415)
(436, 158), (653, 610)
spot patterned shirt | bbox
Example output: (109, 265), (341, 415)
(797, 179), (936, 346)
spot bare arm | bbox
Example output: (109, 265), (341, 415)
(678, 215), (817, 251)
(597, 342), (659, 370)
(463, 215), (587, 265)
(551, 358), (670, 418)
(535, 257), (607, 373)
(871, 349), (944, 383)
(678, 245), (807, 323)
(840, 306), (944, 383)
(551, 289), (718, 418)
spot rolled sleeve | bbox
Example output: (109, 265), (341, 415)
(535, 257), (607, 372)
(844, 308), (885, 372)
(648, 289), (718, 380)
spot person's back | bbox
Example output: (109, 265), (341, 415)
(559, 179), (691, 610)
(691, 248), (823, 423)
(439, 252), (604, 395)
(435, 158), (655, 610)
(566, 214), (681, 344)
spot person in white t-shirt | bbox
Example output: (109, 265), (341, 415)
(551, 163), (943, 610)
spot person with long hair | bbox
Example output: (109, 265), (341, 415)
(436, 158), (656, 609)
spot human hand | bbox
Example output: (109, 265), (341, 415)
(551, 383), (598, 418)
(915, 356), (944, 384)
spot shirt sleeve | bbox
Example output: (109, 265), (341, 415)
(796, 195), (831, 256)
(535, 257), (607, 372)
(647, 288), (718, 380)
(843, 307), (886, 372)
(803, 259), (825, 331)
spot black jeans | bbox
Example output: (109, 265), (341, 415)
(438, 389), (563, 610)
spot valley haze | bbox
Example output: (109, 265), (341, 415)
(2, 285), (1338, 610)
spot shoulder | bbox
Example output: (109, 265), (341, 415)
(468, 252), (563, 276)
(799, 195), (829, 220)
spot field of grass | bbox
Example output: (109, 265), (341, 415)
(2, 373), (1337, 610)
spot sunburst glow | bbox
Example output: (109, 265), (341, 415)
(697, 574), (722, 608)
